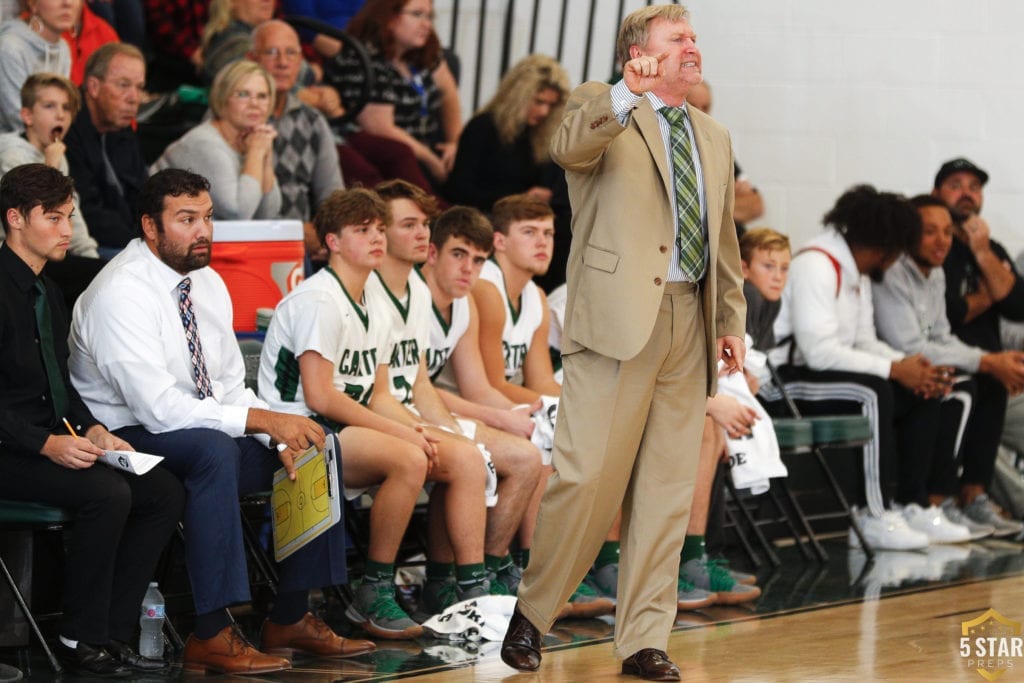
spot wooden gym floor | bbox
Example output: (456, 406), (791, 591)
(13, 536), (1024, 681)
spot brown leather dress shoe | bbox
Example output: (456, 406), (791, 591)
(260, 612), (376, 658)
(500, 606), (542, 671)
(183, 624), (290, 675)
(621, 648), (681, 681)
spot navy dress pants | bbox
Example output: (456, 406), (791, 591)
(115, 427), (347, 615)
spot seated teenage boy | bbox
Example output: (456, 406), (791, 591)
(258, 188), (429, 639)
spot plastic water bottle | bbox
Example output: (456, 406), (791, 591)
(139, 582), (165, 659)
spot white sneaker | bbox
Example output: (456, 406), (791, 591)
(901, 503), (971, 544)
(962, 494), (1024, 538)
(940, 498), (994, 540)
(848, 507), (929, 551)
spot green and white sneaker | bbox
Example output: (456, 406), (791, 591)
(680, 555), (762, 605)
(556, 581), (615, 620)
(411, 577), (458, 623)
(346, 580), (423, 640)
(677, 576), (716, 611)
(584, 562), (618, 600)
(489, 562), (523, 596)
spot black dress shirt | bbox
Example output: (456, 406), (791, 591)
(0, 243), (99, 456)
(944, 237), (1024, 352)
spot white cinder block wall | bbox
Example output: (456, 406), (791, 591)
(438, 0), (1024, 256)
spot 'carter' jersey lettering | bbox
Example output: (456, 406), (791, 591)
(366, 269), (432, 405)
(427, 295), (470, 390)
(259, 267), (390, 420)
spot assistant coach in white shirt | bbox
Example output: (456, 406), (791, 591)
(69, 169), (374, 675)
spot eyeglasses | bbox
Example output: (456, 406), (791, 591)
(255, 47), (302, 61)
(401, 9), (434, 21)
(231, 89), (271, 103)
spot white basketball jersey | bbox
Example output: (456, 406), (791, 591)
(479, 259), (543, 383)
(259, 266), (390, 428)
(427, 294), (470, 392)
(365, 269), (432, 405)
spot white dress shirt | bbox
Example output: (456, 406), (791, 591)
(69, 238), (267, 435)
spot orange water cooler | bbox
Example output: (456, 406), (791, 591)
(210, 219), (304, 332)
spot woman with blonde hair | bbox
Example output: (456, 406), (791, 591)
(445, 54), (569, 211)
(153, 59), (281, 220)
(200, 0), (275, 83)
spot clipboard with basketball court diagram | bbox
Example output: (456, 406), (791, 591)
(270, 435), (341, 562)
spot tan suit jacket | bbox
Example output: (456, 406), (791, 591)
(551, 80), (746, 393)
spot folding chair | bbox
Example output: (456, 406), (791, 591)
(0, 500), (70, 674)
(764, 361), (875, 561)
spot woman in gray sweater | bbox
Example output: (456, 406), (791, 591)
(0, 0), (75, 133)
(152, 59), (281, 220)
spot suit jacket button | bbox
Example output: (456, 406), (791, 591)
(654, 277), (663, 286)
(659, 245), (668, 253)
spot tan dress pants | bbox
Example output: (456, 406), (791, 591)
(517, 282), (708, 659)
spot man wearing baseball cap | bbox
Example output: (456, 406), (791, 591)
(932, 157), (1024, 529)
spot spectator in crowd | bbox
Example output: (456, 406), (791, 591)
(281, 0), (364, 58)
(343, 0), (461, 188)
(0, 73), (97, 258)
(0, 72), (101, 306)
(934, 159), (1024, 528)
(741, 228), (789, 351)
(0, 0), (75, 132)
(84, 0), (146, 53)
(143, 0), (208, 90)
(258, 188), (425, 640)
(200, 0), (276, 84)
(686, 80), (764, 235)
(445, 54), (569, 212)
(249, 19), (343, 259)
(69, 169), (375, 674)
(152, 59), (282, 220)
(0, 163), (183, 676)
(770, 184), (964, 548)
(65, 41), (147, 258)
(932, 158), (1024, 363)
(873, 194), (1024, 537)
(63, 0), (118, 85)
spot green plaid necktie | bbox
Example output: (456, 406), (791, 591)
(33, 280), (69, 419)
(660, 106), (705, 280)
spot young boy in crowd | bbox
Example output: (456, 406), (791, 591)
(0, 73), (97, 258)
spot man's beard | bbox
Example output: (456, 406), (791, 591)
(158, 238), (211, 273)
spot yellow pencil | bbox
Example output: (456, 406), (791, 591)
(62, 417), (79, 438)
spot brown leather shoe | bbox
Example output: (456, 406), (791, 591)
(260, 612), (376, 658)
(183, 624), (290, 675)
(621, 648), (681, 681)
(500, 606), (542, 671)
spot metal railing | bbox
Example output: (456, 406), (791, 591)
(436, 0), (670, 115)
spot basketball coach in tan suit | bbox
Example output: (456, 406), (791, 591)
(501, 5), (746, 680)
